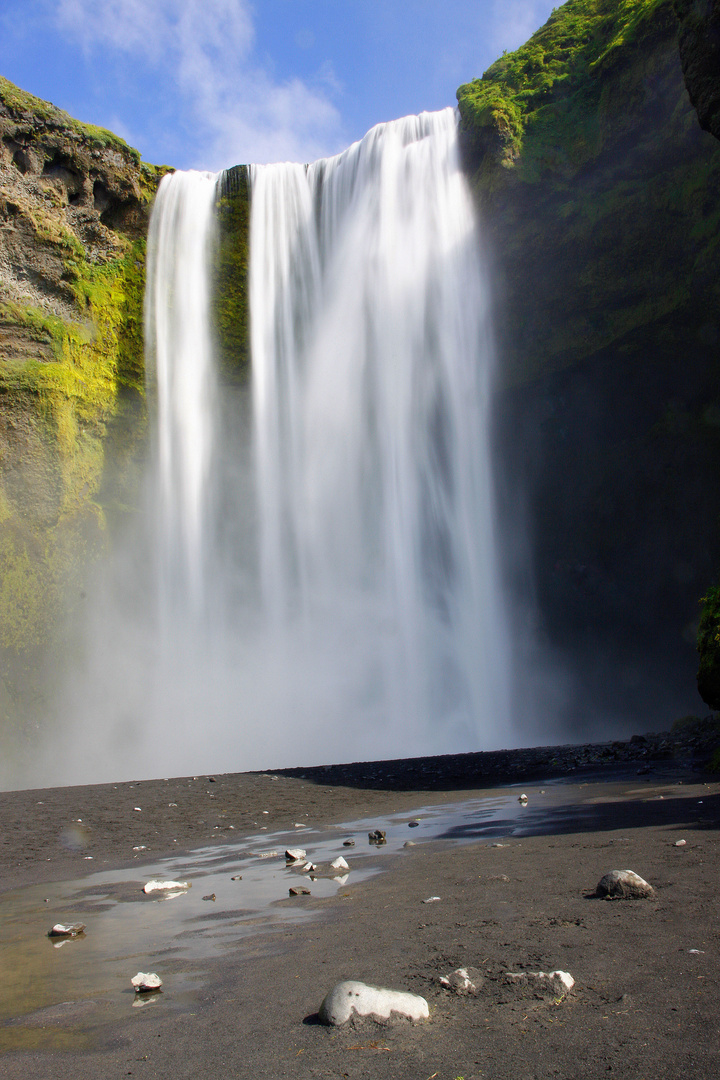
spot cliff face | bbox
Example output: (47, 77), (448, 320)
(676, 0), (720, 138)
(0, 77), (166, 746)
(458, 0), (720, 727)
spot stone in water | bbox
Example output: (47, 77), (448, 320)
(285, 848), (306, 862)
(330, 856), (349, 871)
(143, 880), (191, 894)
(48, 923), (85, 938)
(132, 972), (162, 993)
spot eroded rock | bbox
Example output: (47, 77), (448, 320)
(439, 967), (484, 994)
(318, 980), (429, 1025)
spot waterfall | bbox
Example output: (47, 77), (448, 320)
(248, 107), (511, 757)
(39, 107), (513, 787)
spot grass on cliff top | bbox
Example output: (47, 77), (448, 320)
(0, 75), (141, 165)
(457, 0), (674, 159)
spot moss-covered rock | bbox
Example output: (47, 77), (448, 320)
(212, 165), (250, 384)
(0, 77), (165, 742)
(676, 0), (720, 138)
(697, 584), (720, 708)
(458, 0), (720, 723)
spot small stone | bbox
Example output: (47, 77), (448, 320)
(318, 980), (429, 1025)
(492, 842), (508, 848)
(408, 821), (420, 828)
(231, 875), (242, 881)
(674, 839), (687, 847)
(343, 839), (355, 847)
(202, 893), (216, 901)
(422, 896), (441, 904)
(48, 923), (85, 938)
(143, 880), (191, 894)
(505, 970), (574, 998)
(285, 848), (307, 862)
(403, 841), (416, 847)
(131, 972), (162, 993)
(518, 794), (528, 805)
(439, 967), (484, 994)
(595, 870), (655, 899)
(289, 886), (310, 896)
(132, 845), (146, 851)
(133, 807), (142, 812)
(368, 829), (386, 845)
(330, 856), (349, 871)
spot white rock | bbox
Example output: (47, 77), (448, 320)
(439, 967), (484, 994)
(595, 869), (655, 899)
(518, 794), (528, 804)
(506, 970), (574, 997)
(674, 839), (687, 847)
(422, 896), (441, 904)
(330, 856), (349, 871)
(285, 848), (307, 862)
(302, 861), (317, 873)
(131, 972), (162, 992)
(143, 879), (191, 894)
(48, 922), (86, 937)
(318, 981), (429, 1025)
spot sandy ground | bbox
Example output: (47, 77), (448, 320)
(1, 744), (719, 1079)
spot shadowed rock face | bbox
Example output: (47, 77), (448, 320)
(676, 0), (720, 139)
(458, 0), (720, 730)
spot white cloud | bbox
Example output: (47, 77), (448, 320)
(53, 0), (345, 168)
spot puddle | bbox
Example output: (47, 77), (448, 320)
(0, 773), (701, 1047)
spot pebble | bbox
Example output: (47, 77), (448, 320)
(403, 841), (416, 847)
(343, 839), (355, 847)
(368, 829), (386, 845)
(285, 848), (307, 862)
(143, 880), (191, 894)
(595, 869), (655, 899)
(48, 923), (85, 938)
(202, 893), (216, 902)
(330, 856), (349, 871)
(408, 821), (420, 828)
(422, 896), (441, 904)
(518, 794), (528, 804)
(302, 862), (317, 873)
(230, 875), (242, 881)
(439, 967), (484, 994)
(674, 839), (687, 847)
(289, 886), (310, 896)
(131, 972), (162, 993)
(505, 970), (574, 998)
(318, 981), (429, 1025)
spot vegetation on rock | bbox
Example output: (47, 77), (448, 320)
(0, 76), (163, 748)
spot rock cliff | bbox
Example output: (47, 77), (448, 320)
(457, 0), (720, 727)
(0, 76), (167, 747)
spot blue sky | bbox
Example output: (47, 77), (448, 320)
(0, 1), (557, 170)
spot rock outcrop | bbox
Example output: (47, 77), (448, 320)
(458, 0), (720, 726)
(676, 0), (720, 139)
(0, 76), (167, 753)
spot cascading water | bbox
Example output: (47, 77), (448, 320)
(35, 106), (514, 787)
(248, 107), (512, 756)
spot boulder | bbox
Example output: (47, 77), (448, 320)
(318, 981), (429, 1025)
(595, 869), (655, 899)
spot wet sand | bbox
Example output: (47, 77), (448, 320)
(1, 737), (719, 1079)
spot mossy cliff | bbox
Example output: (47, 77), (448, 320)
(458, 0), (720, 724)
(0, 76), (167, 744)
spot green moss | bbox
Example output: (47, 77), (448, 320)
(457, 0), (675, 174)
(0, 75), (141, 164)
(212, 166), (250, 383)
(697, 584), (720, 709)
